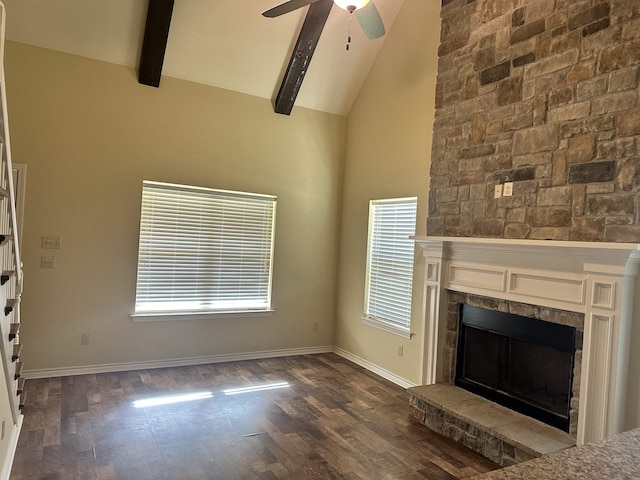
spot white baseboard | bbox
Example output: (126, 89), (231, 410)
(332, 347), (416, 389)
(22, 345), (416, 391)
(23, 346), (333, 379)
(1, 414), (22, 480)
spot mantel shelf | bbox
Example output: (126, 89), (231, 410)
(413, 236), (640, 252)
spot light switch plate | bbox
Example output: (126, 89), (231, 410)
(494, 184), (503, 198)
(42, 236), (61, 249)
(41, 256), (55, 269)
(503, 182), (513, 196)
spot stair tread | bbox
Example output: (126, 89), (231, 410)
(12, 343), (22, 361)
(8, 322), (19, 341)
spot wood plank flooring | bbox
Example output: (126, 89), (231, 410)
(10, 353), (499, 479)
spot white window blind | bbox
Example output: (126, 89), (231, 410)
(364, 197), (417, 332)
(134, 181), (276, 315)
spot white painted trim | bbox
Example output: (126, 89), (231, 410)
(24, 345), (415, 395)
(1, 414), (22, 480)
(507, 268), (587, 307)
(23, 346), (333, 379)
(418, 241), (445, 385)
(414, 236), (640, 445)
(416, 236), (640, 251)
(448, 262), (506, 293)
(131, 309), (274, 322)
(445, 260), (593, 313)
(332, 346), (415, 389)
(578, 312), (615, 443)
(360, 316), (411, 339)
(10, 163), (25, 245)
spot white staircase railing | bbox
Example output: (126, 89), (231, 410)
(0, 1), (24, 427)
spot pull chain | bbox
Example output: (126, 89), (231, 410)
(346, 13), (352, 51)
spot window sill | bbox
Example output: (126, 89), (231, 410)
(360, 316), (412, 339)
(131, 310), (274, 322)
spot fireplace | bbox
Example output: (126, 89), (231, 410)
(455, 304), (576, 432)
(414, 237), (640, 446)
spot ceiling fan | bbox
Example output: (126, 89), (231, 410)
(263, 0), (386, 115)
(136, 0), (386, 116)
(262, 0), (386, 40)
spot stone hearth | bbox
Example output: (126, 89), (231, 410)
(408, 383), (575, 467)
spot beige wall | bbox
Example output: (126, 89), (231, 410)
(334, 0), (441, 384)
(6, 42), (346, 372)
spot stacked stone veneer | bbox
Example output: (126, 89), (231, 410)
(427, 0), (640, 241)
(408, 386), (542, 466)
(443, 292), (584, 437)
(408, 292), (582, 466)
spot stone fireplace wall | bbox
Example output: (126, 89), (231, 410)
(427, 0), (640, 241)
(445, 291), (584, 436)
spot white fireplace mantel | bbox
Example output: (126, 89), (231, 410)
(414, 236), (640, 446)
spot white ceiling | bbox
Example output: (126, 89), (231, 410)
(1, 0), (405, 116)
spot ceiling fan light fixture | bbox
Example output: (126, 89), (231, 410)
(333, 0), (370, 12)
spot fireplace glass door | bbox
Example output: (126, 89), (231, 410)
(455, 304), (576, 432)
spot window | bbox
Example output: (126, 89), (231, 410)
(362, 197), (417, 337)
(133, 181), (276, 317)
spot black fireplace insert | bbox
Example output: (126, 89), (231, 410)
(455, 304), (576, 432)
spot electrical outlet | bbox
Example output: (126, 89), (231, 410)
(494, 184), (502, 198)
(503, 182), (513, 196)
(398, 346), (404, 357)
(81, 333), (90, 345)
(42, 236), (61, 249)
(40, 256), (55, 269)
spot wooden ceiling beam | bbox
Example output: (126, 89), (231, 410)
(138, 0), (175, 87)
(274, 0), (333, 115)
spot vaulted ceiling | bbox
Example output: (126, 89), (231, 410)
(2, 0), (405, 116)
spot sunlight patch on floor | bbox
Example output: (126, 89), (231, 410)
(133, 391), (213, 408)
(223, 382), (289, 395)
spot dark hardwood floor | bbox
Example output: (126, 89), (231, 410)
(11, 353), (499, 479)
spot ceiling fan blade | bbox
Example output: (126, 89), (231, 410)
(262, 0), (321, 17)
(355, 1), (385, 39)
